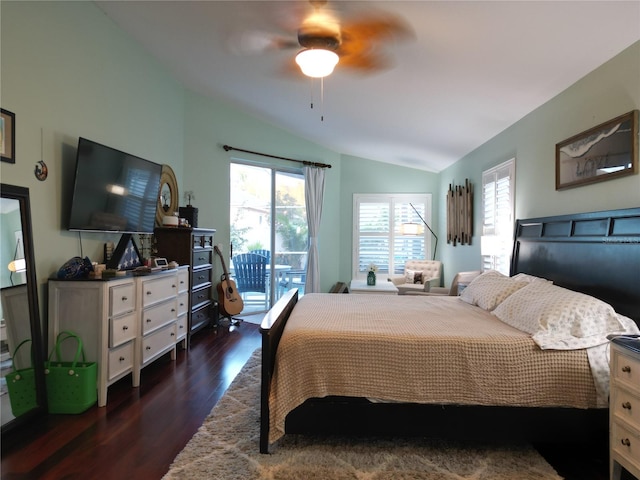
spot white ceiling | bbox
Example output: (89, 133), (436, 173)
(95, 1), (640, 172)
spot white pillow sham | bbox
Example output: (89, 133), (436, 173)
(511, 273), (553, 284)
(492, 282), (635, 350)
(459, 271), (527, 311)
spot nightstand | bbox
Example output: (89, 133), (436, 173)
(610, 336), (640, 480)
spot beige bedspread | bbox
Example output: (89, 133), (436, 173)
(269, 293), (599, 443)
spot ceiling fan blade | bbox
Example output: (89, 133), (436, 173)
(226, 29), (298, 55)
(341, 11), (414, 44)
(334, 11), (413, 74)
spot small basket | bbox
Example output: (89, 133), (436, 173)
(45, 331), (97, 414)
(5, 339), (37, 417)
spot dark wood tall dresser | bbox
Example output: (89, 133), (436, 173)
(153, 227), (217, 344)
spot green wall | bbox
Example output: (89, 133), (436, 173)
(438, 41), (640, 286)
(1, 1), (638, 317)
(338, 155), (439, 283)
(1, 1), (184, 301)
(182, 91), (342, 292)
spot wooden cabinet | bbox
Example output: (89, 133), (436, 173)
(154, 227), (217, 343)
(48, 269), (183, 407)
(610, 337), (640, 480)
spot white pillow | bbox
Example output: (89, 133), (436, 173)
(404, 269), (423, 284)
(459, 271), (527, 311)
(492, 282), (629, 350)
(511, 273), (553, 284)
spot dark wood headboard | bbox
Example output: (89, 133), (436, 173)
(510, 207), (640, 324)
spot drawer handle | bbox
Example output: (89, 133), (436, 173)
(170, 332), (175, 337)
(198, 294), (205, 299)
(121, 296), (128, 302)
(622, 401), (632, 410)
(122, 325), (129, 331)
(180, 280), (185, 285)
(146, 346), (151, 351)
(172, 284), (176, 288)
(621, 438), (631, 447)
(119, 356), (125, 362)
(180, 302), (185, 307)
(622, 365), (632, 373)
(199, 275), (205, 280)
(171, 308), (176, 313)
(146, 291), (152, 296)
(179, 325), (184, 329)
(146, 318), (151, 323)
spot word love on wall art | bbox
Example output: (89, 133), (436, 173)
(555, 110), (638, 190)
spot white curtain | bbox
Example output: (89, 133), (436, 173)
(303, 166), (326, 293)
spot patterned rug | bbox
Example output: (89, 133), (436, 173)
(163, 350), (562, 480)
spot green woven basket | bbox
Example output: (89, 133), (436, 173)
(45, 331), (97, 414)
(6, 339), (37, 417)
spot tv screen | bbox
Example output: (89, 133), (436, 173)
(68, 138), (162, 234)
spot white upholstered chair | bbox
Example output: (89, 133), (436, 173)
(420, 270), (483, 296)
(388, 259), (442, 295)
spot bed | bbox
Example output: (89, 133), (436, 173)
(259, 207), (640, 453)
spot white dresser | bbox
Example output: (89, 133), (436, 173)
(48, 267), (188, 407)
(610, 336), (640, 480)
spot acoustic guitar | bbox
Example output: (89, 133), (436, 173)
(214, 245), (244, 317)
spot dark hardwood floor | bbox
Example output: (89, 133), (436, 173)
(0, 320), (624, 480)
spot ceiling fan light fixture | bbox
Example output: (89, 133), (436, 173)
(295, 48), (339, 78)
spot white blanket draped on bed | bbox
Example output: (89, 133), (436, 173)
(269, 294), (602, 443)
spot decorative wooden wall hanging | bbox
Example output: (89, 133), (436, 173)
(446, 179), (473, 246)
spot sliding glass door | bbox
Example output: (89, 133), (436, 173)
(230, 163), (306, 314)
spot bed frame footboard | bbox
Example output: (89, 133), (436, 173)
(259, 288), (298, 453)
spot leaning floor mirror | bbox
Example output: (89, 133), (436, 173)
(0, 184), (46, 435)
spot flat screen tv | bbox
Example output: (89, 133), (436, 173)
(68, 137), (162, 235)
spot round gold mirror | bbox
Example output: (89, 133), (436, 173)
(156, 164), (179, 227)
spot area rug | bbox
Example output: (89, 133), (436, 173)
(163, 350), (562, 480)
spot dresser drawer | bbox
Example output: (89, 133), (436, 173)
(176, 314), (187, 341)
(109, 282), (135, 317)
(192, 233), (214, 249)
(177, 292), (188, 316)
(141, 274), (177, 307)
(110, 312), (137, 347)
(191, 285), (212, 309)
(613, 351), (640, 387)
(142, 299), (177, 335)
(192, 249), (212, 269)
(191, 303), (212, 332)
(141, 323), (176, 364)
(612, 421), (640, 468)
(108, 341), (134, 381)
(191, 268), (212, 290)
(612, 385), (640, 432)
(177, 269), (189, 294)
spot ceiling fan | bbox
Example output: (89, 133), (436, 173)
(235, 0), (414, 78)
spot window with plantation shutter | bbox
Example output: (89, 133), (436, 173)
(353, 194), (432, 279)
(481, 159), (515, 275)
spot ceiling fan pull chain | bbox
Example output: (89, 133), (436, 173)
(310, 77), (315, 110)
(320, 76), (325, 122)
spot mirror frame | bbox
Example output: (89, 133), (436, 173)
(1, 184), (47, 436)
(155, 164), (178, 226)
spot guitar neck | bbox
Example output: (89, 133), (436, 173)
(214, 246), (231, 279)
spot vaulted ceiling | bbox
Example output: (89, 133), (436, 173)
(96, 1), (640, 172)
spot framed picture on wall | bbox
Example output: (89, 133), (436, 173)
(1, 109), (15, 164)
(555, 110), (638, 190)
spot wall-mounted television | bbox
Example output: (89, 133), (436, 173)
(68, 137), (162, 235)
